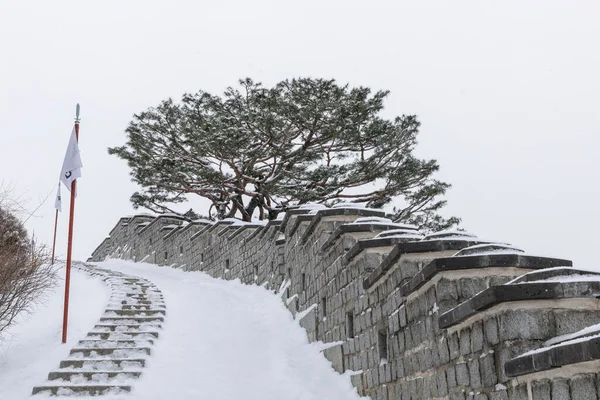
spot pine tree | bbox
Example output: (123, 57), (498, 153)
(109, 78), (459, 231)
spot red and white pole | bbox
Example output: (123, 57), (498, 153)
(62, 103), (80, 344)
(51, 208), (58, 265)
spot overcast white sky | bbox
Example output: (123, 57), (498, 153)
(1, 0), (598, 266)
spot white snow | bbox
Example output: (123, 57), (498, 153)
(544, 322), (600, 346)
(351, 217), (393, 224)
(519, 331), (600, 358)
(330, 203), (369, 210)
(518, 274), (600, 284)
(422, 229), (477, 241)
(297, 203), (328, 210)
(192, 218), (214, 225)
(0, 264), (109, 399)
(1, 259), (366, 399)
(374, 229), (424, 239)
(452, 243), (524, 257)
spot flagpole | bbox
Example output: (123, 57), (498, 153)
(51, 209), (58, 265)
(62, 103), (80, 344)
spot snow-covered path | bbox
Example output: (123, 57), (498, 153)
(103, 259), (363, 400)
(0, 259), (364, 399)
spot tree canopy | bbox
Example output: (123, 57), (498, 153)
(109, 78), (459, 231)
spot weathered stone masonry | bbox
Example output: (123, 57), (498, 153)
(89, 207), (600, 400)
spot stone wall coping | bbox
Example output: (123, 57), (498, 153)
(134, 221), (151, 233)
(162, 225), (185, 240)
(400, 254), (573, 297)
(190, 223), (214, 241)
(258, 219), (282, 240)
(126, 214), (155, 225)
(362, 239), (486, 290)
(90, 237), (112, 257)
(344, 237), (410, 264)
(299, 208), (385, 245)
(320, 223), (411, 252)
(505, 317), (600, 378)
(205, 219), (235, 234)
(508, 266), (585, 284)
(108, 217), (131, 236)
(217, 224), (244, 237)
(288, 214), (315, 239)
(439, 280), (600, 329)
(279, 208), (309, 231)
(505, 336), (600, 378)
(177, 220), (213, 235)
(244, 226), (268, 243)
(227, 223), (264, 241)
(138, 214), (189, 235)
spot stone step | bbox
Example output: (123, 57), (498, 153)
(99, 315), (164, 323)
(59, 359), (146, 369)
(118, 295), (164, 301)
(111, 293), (159, 298)
(47, 370), (142, 381)
(34, 264), (164, 397)
(77, 339), (154, 348)
(32, 384), (131, 395)
(119, 304), (166, 310)
(112, 292), (150, 296)
(114, 301), (165, 307)
(110, 282), (151, 286)
(87, 331), (159, 340)
(120, 300), (157, 305)
(69, 347), (151, 357)
(104, 309), (166, 316)
(93, 323), (162, 331)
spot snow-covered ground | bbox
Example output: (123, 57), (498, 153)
(0, 264), (109, 399)
(0, 259), (365, 399)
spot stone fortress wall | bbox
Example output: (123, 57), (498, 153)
(89, 205), (600, 400)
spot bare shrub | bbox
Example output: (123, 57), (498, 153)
(0, 192), (57, 335)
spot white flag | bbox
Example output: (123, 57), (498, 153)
(54, 182), (62, 212)
(60, 127), (82, 191)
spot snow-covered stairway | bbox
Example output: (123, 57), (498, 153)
(32, 262), (165, 396)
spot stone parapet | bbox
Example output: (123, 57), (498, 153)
(88, 209), (596, 400)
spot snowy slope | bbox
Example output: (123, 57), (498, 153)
(100, 259), (365, 400)
(0, 264), (109, 399)
(0, 260), (366, 399)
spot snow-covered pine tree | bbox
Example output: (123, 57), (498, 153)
(109, 78), (459, 231)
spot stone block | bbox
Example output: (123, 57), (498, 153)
(437, 278), (459, 301)
(490, 390), (508, 400)
(480, 353), (497, 387)
(323, 343), (344, 373)
(498, 311), (555, 341)
(437, 369), (449, 396)
(449, 332), (460, 359)
(460, 329), (471, 356)
(450, 389), (466, 400)
(484, 317), (500, 346)
(469, 358), (482, 388)
(509, 383), (528, 400)
(424, 374), (436, 398)
(472, 321), (484, 353)
(570, 374), (598, 400)
(456, 362), (470, 386)
(532, 379), (551, 400)
(439, 337), (451, 364)
(447, 365), (457, 389)
(551, 378), (570, 400)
